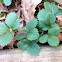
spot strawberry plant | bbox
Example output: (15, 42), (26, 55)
(15, 2), (62, 56)
(0, 12), (20, 46)
(15, 16), (60, 56)
(0, 2), (62, 56)
(37, 2), (62, 21)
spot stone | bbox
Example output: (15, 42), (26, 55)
(0, 45), (62, 62)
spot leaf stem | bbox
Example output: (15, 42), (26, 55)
(16, 32), (28, 35)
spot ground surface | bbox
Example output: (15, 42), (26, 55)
(0, 44), (62, 62)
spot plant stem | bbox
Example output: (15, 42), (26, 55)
(16, 32), (28, 35)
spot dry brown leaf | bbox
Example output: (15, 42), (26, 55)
(58, 33), (62, 41)
(16, 9), (21, 18)
(55, 15), (62, 32)
(19, 18), (24, 22)
(17, 22), (24, 31)
(21, 0), (42, 24)
(58, 5), (62, 10)
(0, 3), (8, 13)
(56, 15), (62, 27)
(54, 0), (62, 3)
(56, 15), (62, 21)
(58, 3), (62, 10)
(60, 27), (62, 32)
(18, 27), (26, 32)
(0, 13), (6, 20)
(0, 16), (5, 20)
(0, 46), (3, 50)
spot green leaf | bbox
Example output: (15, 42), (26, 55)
(48, 28), (60, 36)
(20, 29), (28, 33)
(5, 12), (20, 30)
(48, 36), (59, 46)
(39, 35), (48, 43)
(4, 0), (12, 6)
(44, 13), (56, 24)
(44, 2), (52, 12)
(44, 2), (62, 16)
(37, 9), (50, 20)
(17, 39), (29, 50)
(56, 10), (62, 16)
(52, 3), (58, 15)
(15, 34), (26, 40)
(0, 32), (13, 46)
(42, 27), (49, 31)
(0, 0), (4, 4)
(26, 18), (38, 30)
(39, 20), (45, 28)
(0, 23), (9, 33)
(38, 13), (56, 31)
(39, 20), (51, 31)
(17, 39), (40, 56)
(27, 28), (39, 41)
(27, 42), (40, 56)
(44, 2), (58, 15)
(51, 24), (60, 28)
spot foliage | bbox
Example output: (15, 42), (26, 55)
(15, 2), (62, 56)
(0, 12), (20, 46)
(0, 0), (12, 6)
(17, 39), (40, 56)
(0, 1), (62, 56)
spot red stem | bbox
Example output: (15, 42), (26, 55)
(16, 32), (28, 35)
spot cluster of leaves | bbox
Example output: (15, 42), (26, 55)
(15, 2), (62, 56)
(0, 12), (20, 46)
(0, 2), (62, 56)
(0, 0), (12, 6)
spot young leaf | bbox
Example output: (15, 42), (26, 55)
(27, 42), (40, 56)
(0, 23), (9, 33)
(17, 39), (29, 50)
(56, 10), (62, 16)
(48, 28), (60, 36)
(4, 0), (12, 6)
(38, 20), (45, 28)
(44, 2), (58, 15)
(44, 13), (56, 24)
(5, 12), (20, 30)
(48, 36), (59, 46)
(44, 2), (62, 16)
(52, 3), (58, 15)
(27, 28), (39, 41)
(37, 9), (50, 21)
(15, 34), (26, 40)
(39, 20), (50, 31)
(0, 32), (13, 46)
(39, 35), (48, 43)
(38, 13), (56, 31)
(44, 2), (52, 12)
(26, 18), (38, 30)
